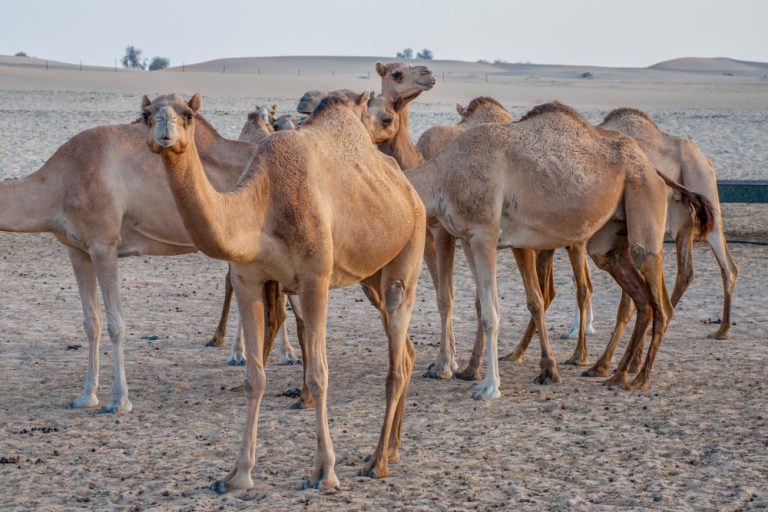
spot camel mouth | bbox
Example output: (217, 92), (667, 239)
(156, 137), (176, 148)
(418, 78), (436, 90)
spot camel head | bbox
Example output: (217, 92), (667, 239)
(297, 89), (358, 115)
(306, 90), (373, 136)
(254, 104), (277, 124)
(239, 109), (275, 144)
(376, 62), (435, 101)
(457, 96), (514, 125)
(142, 93), (201, 154)
(366, 93), (404, 144)
(273, 113), (306, 131)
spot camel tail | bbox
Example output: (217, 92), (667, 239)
(261, 280), (286, 362)
(655, 169), (715, 241)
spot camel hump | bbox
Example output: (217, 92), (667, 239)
(603, 107), (657, 128)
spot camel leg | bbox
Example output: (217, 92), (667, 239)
(423, 227), (458, 379)
(463, 236), (502, 400)
(564, 242), (592, 366)
(500, 249), (554, 364)
(361, 229), (422, 478)
(227, 321), (246, 366)
(705, 226), (739, 340)
(89, 244), (131, 414)
(65, 248), (102, 409)
(562, 277), (596, 339)
(582, 291), (635, 377)
(423, 228), (457, 369)
(206, 269), (233, 348)
(626, 252), (673, 391)
(512, 248), (561, 385)
(211, 278), (268, 493)
(298, 278), (340, 490)
(276, 295), (300, 365)
(287, 295), (313, 410)
(448, 237), (490, 380)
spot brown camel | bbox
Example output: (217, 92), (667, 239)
(143, 92), (425, 491)
(505, 107), (737, 375)
(0, 108), (258, 413)
(401, 101), (714, 398)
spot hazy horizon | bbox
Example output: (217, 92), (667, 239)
(1, 0), (767, 68)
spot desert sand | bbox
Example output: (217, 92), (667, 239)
(0, 56), (767, 510)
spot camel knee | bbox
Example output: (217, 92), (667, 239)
(82, 314), (102, 341)
(242, 372), (266, 399)
(525, 297), (544, 318)
(385, 280), (405, 313)
(306, 370), (328, 399)
(105, 316), (125, 341)
(480, 306), (499, 336)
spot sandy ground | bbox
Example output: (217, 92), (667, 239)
(1, 61), (767, 510)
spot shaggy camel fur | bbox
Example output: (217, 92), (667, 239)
(403, 102), (714, 399)
(0, 110), (257, 413)
(144, 92), (425, 491)
(236, 104), (275, 144)
(505, 108), (737, 374)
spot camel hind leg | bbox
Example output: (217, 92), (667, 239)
(564, 242), (592, 366)
(65, 247), (102, 409)
(454, 243), (490, 381)
(423, 226), (458, 379)
(361, 224), (423, 478)
(500, 249), (554, 364)
(206, 269), (233, 348)
(705, 225), (738, 340)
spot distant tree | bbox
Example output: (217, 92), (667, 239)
(416, 49), (433, 60)
(476, 58), (489, 64)
(396, 48), (414, 59)
(148, 56), (170, 71)
(121, 46), (146, 70)
(493, 59), (507, 64)
(580, 71), (594, 79)
(14, 51), (28, 57)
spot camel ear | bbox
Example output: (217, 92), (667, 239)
(456, 103), (465, 116)
(269, 104), (277, 117)
(142, 95), (152, 109)
(375, 62), (387, 77)
(188, 93), (202, 113)
(357, 90), (372, 109)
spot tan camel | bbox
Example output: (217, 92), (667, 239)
(369, 95), (595, 379)
(208, 105), (301, 367)
(296, 89), (357, 114)
(401, 102), (714, 398)
(143, 92), (425, 491)
(505, 107), (738, 374)
(0, 110), (257, 413)
(236, 104), (275, 144)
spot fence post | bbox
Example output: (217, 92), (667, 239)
(114, 59), (117, 72)
(298, 68), (301, 76)
(80, 60), (83, 71)
(223, 65), (226, 74)
(46, 61), (48, 70)
(182, 63), (185, 73)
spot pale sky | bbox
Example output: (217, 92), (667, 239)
(1, 0), (766, 68)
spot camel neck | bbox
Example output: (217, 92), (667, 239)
(378, 108), (424, 171)
(194, 119), (256, 189)
(160, 137), (263, 262)
(404, 159), (440, 219)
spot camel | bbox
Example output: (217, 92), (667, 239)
(0, 109), (259, 413)
(504, 107), (738, 375)
(368, 94), (595, 378)
(400, 101), (714, 398)
(208, 105), (301, 367)
(273, 113), (306, 131)
(296, 89), (357, 114)
(236, 104), (275, 144)
(143, 92), (425, 491)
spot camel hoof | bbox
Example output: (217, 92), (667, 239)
(472, 379), (501, 400)
(582, 366), (609, 378)
(564, 356), (590, 367)
(278, 354), (301, 366)
(66, 394), (99, 410)
(534, 369), (560, 385)
(205, 337), (224, 348)
(227, 354), (246, 366)
(422, 362), (453, 380)
(210, 480), (228, 495)
(707, 330), (729, 341)
(97, 398), (132, 414)
(453, 366), (481, 381)
(603, 372), (629, 388)
(357, 469), (376, 479)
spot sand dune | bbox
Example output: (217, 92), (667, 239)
(650, 56), (768, 74)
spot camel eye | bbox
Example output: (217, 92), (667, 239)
(392, 71), (403, 81)
(185, 112), (194, 121)
(381, 116), (392, 127)
(141, 112), (149, 123)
